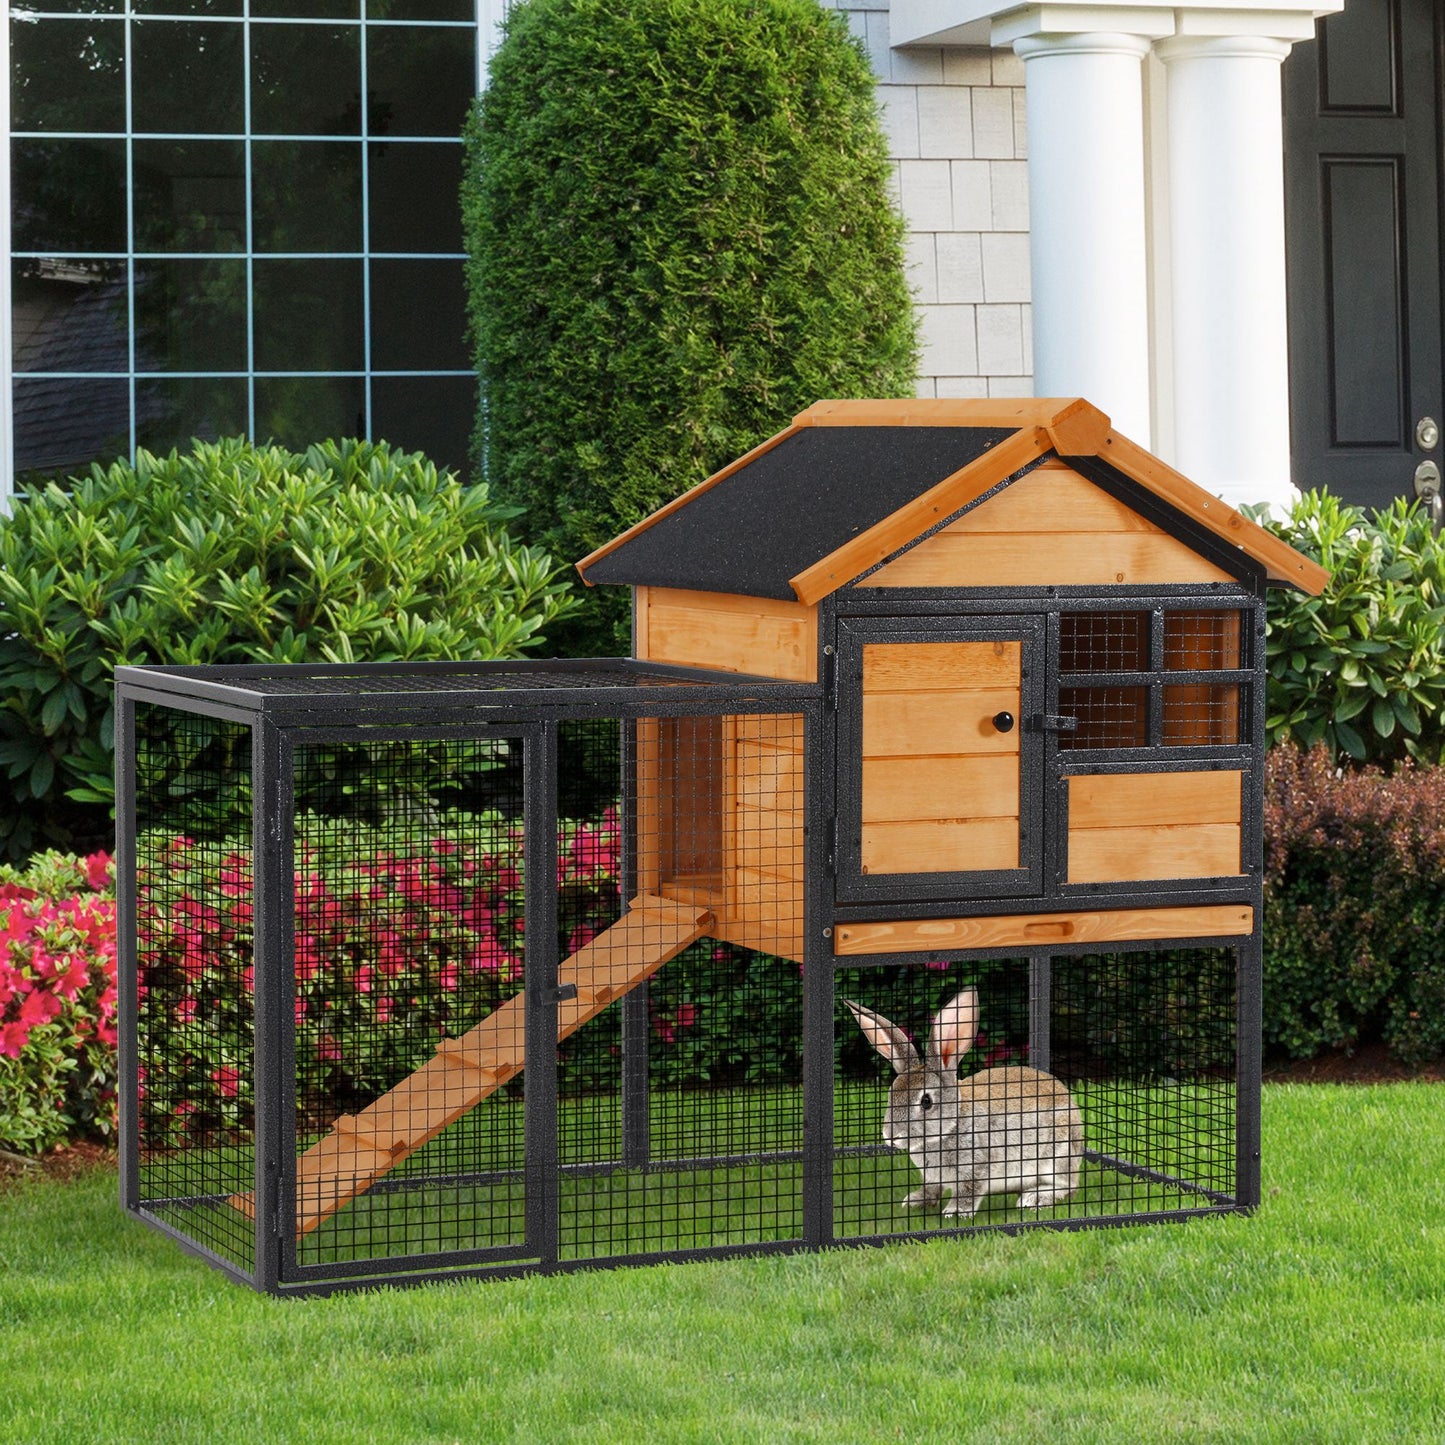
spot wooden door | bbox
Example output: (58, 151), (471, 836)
(835, 615), (1045, 904)
(1284, 0), (1444, 507)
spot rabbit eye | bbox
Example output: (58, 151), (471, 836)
(919, 1092), (934, 1112)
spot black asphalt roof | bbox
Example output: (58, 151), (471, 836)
(580, 425), (1014, 600)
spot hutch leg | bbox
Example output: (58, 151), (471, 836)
(1028, 954), (1052, 1073)
(1235, 935), (1264, 1210)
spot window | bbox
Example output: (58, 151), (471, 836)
(1055, 609), (1247, 750)
(6, 2), (493, 493)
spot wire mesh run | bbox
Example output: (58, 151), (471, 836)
(1164, 611), (1245, 671)
(286, 734), (530, 1267)
(832, 949), (1238, 1239)
(552, 716), (806, 1259)
(132, 705), (256, 1273)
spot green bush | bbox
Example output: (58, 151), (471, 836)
(0, 437), (577, 860)
(465, 0), (918, 653)
(1256, 490), (1445, 765)
(1263, 742), (1445, 1066)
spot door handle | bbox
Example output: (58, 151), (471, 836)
(1418, 417), (1440, 451)
(992, 711), (1015, 734)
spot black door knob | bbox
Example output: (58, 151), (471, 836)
(993, 711), (1015, 734)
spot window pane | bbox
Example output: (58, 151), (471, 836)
(11, 17), (126, 133)
(132, 21), (245, 136)
(1163, 611), (1244, 671)
(368, 140), (463, 254)
(366, 25), (474, 138)
(370, 374), (474, 476)
(252, 0), (358, 15)
(135, 258), (248, 372)
(132, 1), (244, 14)
(14, 377), (130, 479)
(1162, 686), (1243, 747)
(252, 141), (362, 253)
(12, 138), (127, 252)
(134, 139), (246, 253)
(368, 0), (473, 17)
(1056, 687), (1149, 750)
(1058, 612), (1149, 673)
(136, 377), (249, 452)
(251, 24), (361, 136)
(13, 259), (128, 374)
(253, 259), (363, 372)
(12, 2), (122, 14)
(369, 259), (467, 370)
(255, 375), (365, 449)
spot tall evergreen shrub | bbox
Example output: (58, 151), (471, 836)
(464, 0), (919, 652)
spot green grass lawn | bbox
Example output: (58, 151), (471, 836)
(4, 1084), (1443, 1443)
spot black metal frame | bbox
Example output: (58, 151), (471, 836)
(116, 639), (1263, 1296)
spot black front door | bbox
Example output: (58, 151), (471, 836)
(1283, 0), (1444, 508)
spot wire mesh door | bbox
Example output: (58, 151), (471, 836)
(280, 725), (544, 1278)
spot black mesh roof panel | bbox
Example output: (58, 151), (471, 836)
(582, 425), (1016, 599)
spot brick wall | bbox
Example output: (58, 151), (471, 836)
(829, 2), (1033, 400)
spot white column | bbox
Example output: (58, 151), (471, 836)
(1013, 33), (1153, 445)
(1158, 34), (1294, 510)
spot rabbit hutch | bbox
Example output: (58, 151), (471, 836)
(116, 397), (1326, 1295)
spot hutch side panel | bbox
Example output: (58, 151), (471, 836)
(635, 584), (819, 682)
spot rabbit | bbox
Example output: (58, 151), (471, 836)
(843, 988), (1084, 1219)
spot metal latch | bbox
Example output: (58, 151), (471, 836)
(1036, 714), (1079, 733)
(532, 982), (578, 1004)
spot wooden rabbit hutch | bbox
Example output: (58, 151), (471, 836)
(117, 398), (1325, 1294)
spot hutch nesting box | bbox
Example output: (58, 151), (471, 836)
(117, 398), (1324, 1295)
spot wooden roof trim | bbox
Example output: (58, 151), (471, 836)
(793, 396), (1097, 431)
(574, 422), (801, 585)
(1099, 431), (1330, 595)
(787, 425), (1054, 605)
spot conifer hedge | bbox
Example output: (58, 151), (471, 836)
(464, 0), (918, 652)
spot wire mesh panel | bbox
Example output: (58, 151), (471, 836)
(132, 705), (256, 1273)
(832, 949), (1239, 1239)
(551, 714), (807, 1260)
(1051, 950), (1238, 1215)
(286, 733), (530, 1269)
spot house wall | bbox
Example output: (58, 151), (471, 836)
(825, 2), (1033, 401)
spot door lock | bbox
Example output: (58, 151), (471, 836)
(1415, 459), (1443, 531)
(1418, 417), (1441, 451)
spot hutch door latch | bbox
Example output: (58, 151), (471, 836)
(1034, 714), (1079, 733)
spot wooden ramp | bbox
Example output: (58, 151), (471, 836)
(231, 894), (712, 1238)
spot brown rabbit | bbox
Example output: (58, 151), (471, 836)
(844, 988), (1084, 1218)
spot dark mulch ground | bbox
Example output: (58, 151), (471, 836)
(0, 1139), (116, 1188)
(1263, 1041), (1445, 1085)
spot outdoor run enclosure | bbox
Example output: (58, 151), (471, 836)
(115, 399), (1324, 1295)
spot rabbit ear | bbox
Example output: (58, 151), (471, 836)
(928, 989), (979, 1072)
(842, 999), (919, 1074)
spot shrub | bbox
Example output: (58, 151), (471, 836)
(0, 437), (578, 860)
(1255, 490), (1445, 765)
(465, 0), (918, 653)
(0, 850), (117, 1154)
(1263, 742), (1445, 1065)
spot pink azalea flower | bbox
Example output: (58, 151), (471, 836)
(0, 1020), (31, 1058)
(82, 852), (113, 891)
(210, 1064), (242, 1098)
(176, 994), (198, 1025)
(18, 988), (62, 1027)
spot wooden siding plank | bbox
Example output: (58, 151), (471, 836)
(862, 817), (1021, 874)
(934, 467), (1160, 533)
(1066, 823), (1242, 883)
(866, 531), (1235, 589)
(833, 904), (1255, 955)
(864, 688), (1021, 757)
(640, 589), (818, 682)
(862, 640), (1020, 692)
(862, 754), (1020, 822)
(736, 739), (805, 812)
(1067, 771), (1243, 829)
